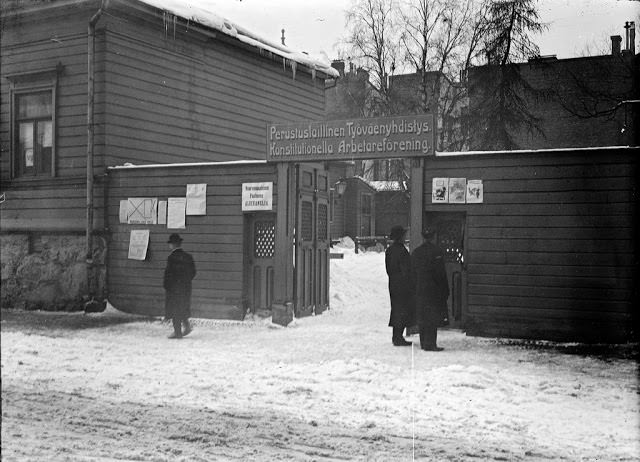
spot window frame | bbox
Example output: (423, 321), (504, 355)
(7, 67), (59, 179)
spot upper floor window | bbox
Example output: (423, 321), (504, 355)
(7, 66), (60, 179)
(15, 90), (53, 177)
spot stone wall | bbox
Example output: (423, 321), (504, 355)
(0, 233), (106, 311)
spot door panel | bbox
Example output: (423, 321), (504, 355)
(245, 213), (276, 313)
(295, 164), (330, 316)
(424, 212), (467, 328)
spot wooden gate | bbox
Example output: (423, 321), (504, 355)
(294, 163), (330, 317)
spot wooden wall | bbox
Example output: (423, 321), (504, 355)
(343, 178), (377, 238)
(1, 0), (326, 233)
(100, 2), (326, 166)
(0, 3), (101, 231)
(107, 162), (277, 319)
(423, 147), (638, 342)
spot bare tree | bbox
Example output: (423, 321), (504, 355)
(343, 0), (401, 116)
(397, 0), (489, 150)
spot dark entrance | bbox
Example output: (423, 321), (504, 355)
(424, 211), (467, 328)
(244, 212), (276, 314)
(294, 163), (330, 317)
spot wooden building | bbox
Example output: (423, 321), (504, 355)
(0, 0), (336, 312)
(416, 146), (638, 342)
(370, 180), (410, 239)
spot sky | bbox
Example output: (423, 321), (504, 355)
(214, 0), (640, 60)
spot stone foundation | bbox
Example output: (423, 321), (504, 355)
(0, 233), (106, 311)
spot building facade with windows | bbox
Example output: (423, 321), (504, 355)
(0, 0), (336, 313)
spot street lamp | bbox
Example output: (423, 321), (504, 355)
(334, 178), (347, 196)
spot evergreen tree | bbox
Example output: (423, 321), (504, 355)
(470, 0), (547, 150)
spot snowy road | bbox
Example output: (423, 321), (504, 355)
(1, 247), (638, 461)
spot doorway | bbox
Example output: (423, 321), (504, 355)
(424, 211), (467, 328)
(244, 212), (276, 314)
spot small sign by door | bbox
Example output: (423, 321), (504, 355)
(242, 182), (273, 211)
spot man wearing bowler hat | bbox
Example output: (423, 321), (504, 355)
(385, 225), (415, 346)
(164, 233), (196, 339)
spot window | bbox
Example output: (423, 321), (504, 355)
(8, 67), (59, 178)
(14, 91), (53, 177)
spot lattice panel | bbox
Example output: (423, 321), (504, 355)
(301, 201), (313, 240)
(317, 203), (328, 240)
(254, 221), (275, 258)
(438, 220), (464, 264)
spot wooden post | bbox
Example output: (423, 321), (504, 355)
(274, 162), (292, 304)
(410, 157), (424, 251)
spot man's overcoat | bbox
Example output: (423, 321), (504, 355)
(385, 241), (415, 328)
(411, 241), (449, 327)
(164, 248), (196, 319)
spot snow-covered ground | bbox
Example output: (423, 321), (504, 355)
(1, 242), (638, 461)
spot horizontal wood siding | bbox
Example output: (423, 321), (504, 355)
(106, 163), (277, 319)
(2, 2), (324, 236)
(100, 9), (325, 166)
(423, 148), (638, 342)
(0, 5), (100, 231)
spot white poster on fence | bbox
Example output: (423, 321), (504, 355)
(127, 198), (158, 224)
(432, 178), (449, 203)
(186, 183), (207, 215)
(466, 180), (483, 203)
(128, 229), (149, 260)
(242, 182), (273, 211)
(157, 200), (167, 225)
(448, 178), (466, 204)
(167, 197), (186, 229)
(119, 200), (129, 223)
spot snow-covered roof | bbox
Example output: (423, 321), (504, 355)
(138, 0), (339, 79)
(108, 159), (267, 170)
(366, 180), (406, 192)
(435, 145), (636, 157)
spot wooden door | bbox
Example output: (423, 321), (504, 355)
(245, 212), (276, 313)
(424, 212), (467, 328)
(295, 163), (330, 317)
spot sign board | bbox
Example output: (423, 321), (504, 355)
(242, 182), (273, 211)
(448, 178), (467, 204)
(127, 198), (158, 225)
(186, 183), (207, 215)
(432, 178), (449, 203)
(267, 114), (435, 162)
(466, 180), (483, 203)
(167, 197), (186, 229)
(128, 229), (149, 260)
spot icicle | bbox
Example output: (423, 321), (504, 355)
(163, 11), (169, 39)
(291, 61), (297, 80)
(283, 57), (286, 72)
(311, 68), (316, 87)
(173, 15), (176, 40)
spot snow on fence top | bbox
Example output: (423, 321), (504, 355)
(140, 0), (339, 78)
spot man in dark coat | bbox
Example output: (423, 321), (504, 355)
(164, 233), (196, 339)
(385, 225), (414, 346)
(411, 228), (449, 351)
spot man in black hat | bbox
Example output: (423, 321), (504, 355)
(385, 225), (414, 346)
(411, 227), (449, 351)
(164, 233), (196, 339)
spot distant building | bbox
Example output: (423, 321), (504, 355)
(468, 24), (638, 150)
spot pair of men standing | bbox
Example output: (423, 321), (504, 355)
(385, 225), (449, 351)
